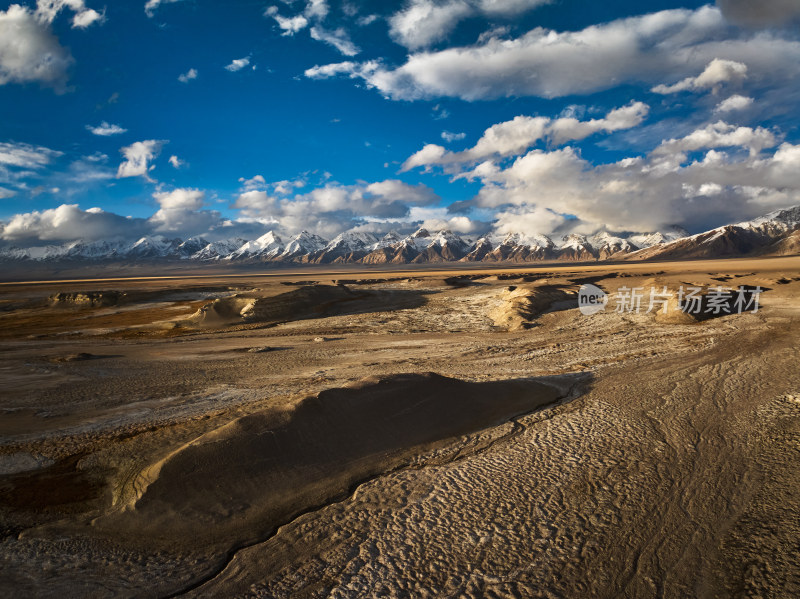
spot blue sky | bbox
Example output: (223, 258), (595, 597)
(1, 0), (800, 245)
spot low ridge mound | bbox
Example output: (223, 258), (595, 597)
(48, 291), (126, 308)
(398, 277), (450, 288)
(190, 285), (364, 325)
(190, 284), (426, 327)
(101, 372), (569, 552)
(490, 285), (577, 330)
(190, 295), (256, 325)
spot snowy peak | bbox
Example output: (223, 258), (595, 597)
(589, 231), (627, 247)
(376, 231), (401, 247)
(397, 229), (435, 252)
(127, 235), (183, 258)
(193, 238), (246, 260)
(324, 232), (379, 252)
(177, 237), (211, 257)
(736, 206), (800, 232)
(773, 206), (800, 227)
(589, 232), (636, 259)
(430, 230), (470, 250)
(66, 239), (128, 259)
(307, 232), (381, 264)
(229, 231), (284, 259)
(559, 234), (590, 251)
(251, 230), (284, 251)
(499, 232), (553, 249)
(280, 230), (328, 258)
(410, 227), (430, 239)
(628, 227), (687, 248)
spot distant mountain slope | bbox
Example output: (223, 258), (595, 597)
(626, 206), (800, 261)
(765, 229), (800, 256)
(1, 206), (798, 265)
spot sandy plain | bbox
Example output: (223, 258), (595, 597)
(0, 257), (799, 598)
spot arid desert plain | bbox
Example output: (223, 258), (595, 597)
(1, 257), (799, 598)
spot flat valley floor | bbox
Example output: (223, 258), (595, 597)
(1, 257), (799, 598)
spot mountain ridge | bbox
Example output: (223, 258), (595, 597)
(2, 206), (798, 265)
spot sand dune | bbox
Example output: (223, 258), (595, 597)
(102, 373), (568, 554)
(190, 284), (427, 327)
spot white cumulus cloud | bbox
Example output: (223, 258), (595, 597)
(714, 94), (754, 113)
(0, 1), (103, 91)
(388, 0), (552, 50)
(233, 179), (440, 237)
(0, 5), (73, 90)
(389, 0), (473, 50)
(265, 6), (309, 35)
(86, 121), (127, 136)
(653, 121), (778, 158)
(652, 58), (748, 95)
(445, 120), (800, 236)
(116, 140), (165, 179)
(304, 0), (329, 20)
(225, 56), (251, 72)
(153, 187), (204, 210)
(71, 7), (103, 28)
(0, 141), (62, 169)
(178, 68), (197, 83)
(305, 60), (369, 79)
(493, 206), (567, 237)
(149, 188), (222, 234)
(441, 131), (466, 142)
(403, 102), (649, 171)
(310, 26), (360, 56)
(35, 0), (104, 28)
(0, 204), (148, 243)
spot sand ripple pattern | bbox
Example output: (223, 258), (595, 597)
(196, 326), (800, 599)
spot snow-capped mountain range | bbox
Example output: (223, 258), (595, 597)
(2, 206), (798, 265)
